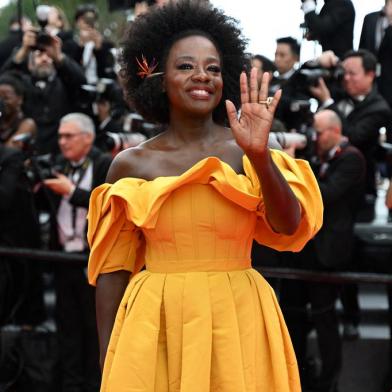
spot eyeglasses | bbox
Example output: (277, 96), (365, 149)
(58, 132), (84, 140)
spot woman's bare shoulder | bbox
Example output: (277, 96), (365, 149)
(106, 133), (168, 183)
(106, 146), (149, 183)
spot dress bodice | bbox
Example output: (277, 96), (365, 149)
(142, 183), (255, 272)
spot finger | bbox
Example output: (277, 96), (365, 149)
(268, 89), (282, 115)
(240, 71), (249, 104)
(225, 100), (239, 129)
(226, 100), (247, 143)
(249, 67), (259, 103)
(258, 72), (269, 100)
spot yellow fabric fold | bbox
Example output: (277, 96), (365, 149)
(243, 150), (323, 251)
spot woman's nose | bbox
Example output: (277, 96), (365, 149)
(191, 66), (210, 82)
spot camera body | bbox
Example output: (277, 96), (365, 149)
(31, 5), (54, 51)
(289, 64), (344, 96)
(12, 133), (61, 184)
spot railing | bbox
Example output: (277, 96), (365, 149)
(1, 246), (392, 284)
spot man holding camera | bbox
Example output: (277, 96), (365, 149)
(64, 4), (116, 85)
(301, 0), (355, 59)
(310, 49), (391, 213)
(42, 113), (111, 392)
(272, 37), (313, 132)
(1, 29), (86, 155)
(281, 109), (366, 392)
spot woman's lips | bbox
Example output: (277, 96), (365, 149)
(188, 89), (212, 100)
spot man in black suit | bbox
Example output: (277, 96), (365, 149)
(42, 113), (111, 392)
(1, 30), (86, 154)
(310, 49), (391, 207)
(301, 0), (355, 59)
(359, 0), (392, 110)
(280, 110), (366, 392)
(359, 0), (392, 56)
(271, 37), (312, 131)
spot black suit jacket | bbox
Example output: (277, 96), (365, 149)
(0, 30), (21, 69)
(328, 87), (391, 194)
(359, 11), (392, 108)
(46, 146), (112, 250)
(0, 145), (40, 248)
(304, 0), (355, 58)
(378, 26), (392, 108)
(359, 11), (382, 56)
(313, 143), (365, 267)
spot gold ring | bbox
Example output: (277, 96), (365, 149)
(258, 97), (273, 108)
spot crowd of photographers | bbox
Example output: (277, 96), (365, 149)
(1, 0), (392, 391)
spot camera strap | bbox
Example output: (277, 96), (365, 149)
(64, 158), (91, 239)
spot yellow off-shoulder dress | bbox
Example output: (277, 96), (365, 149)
(87, 150), (323, 392)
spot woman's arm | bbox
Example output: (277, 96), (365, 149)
(226, 70), (301, 235)
(96, 270), (130, 369)
(247, 151), (301, 235)
(94, 151), (138, 369)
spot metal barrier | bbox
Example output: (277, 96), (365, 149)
(1, 246), (392, 284)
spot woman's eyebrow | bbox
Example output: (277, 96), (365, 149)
(175, 55), (220, 62)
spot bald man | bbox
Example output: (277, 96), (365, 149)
(280, 109), (366, 392)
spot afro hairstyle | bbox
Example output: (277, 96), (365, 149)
(119, 0), (247, 125)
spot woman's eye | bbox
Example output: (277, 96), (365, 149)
(177, 63), (194, 70)
(207, 65), (221, 73)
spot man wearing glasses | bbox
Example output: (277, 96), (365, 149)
(43, 113), (111, 392)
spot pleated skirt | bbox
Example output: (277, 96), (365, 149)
(101, 269), (301, 391)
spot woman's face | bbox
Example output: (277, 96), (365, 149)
(163, 35), (223, 118)
(0, 84), (22, 117)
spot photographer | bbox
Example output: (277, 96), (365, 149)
(301, 0), (355, 59)
(280, 110), (366, 392)
(1, 29), (86, 154)
(0, 73), (36, 149)
(65, 4), (116, 84)
(272, 37), (312, 132)
(42, 113), (111, 391)
(310, 49), (391, 207)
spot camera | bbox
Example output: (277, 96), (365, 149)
(273, 100), (317, 160)
(12, 133), (61, 184)
(298, 66), (344, 88)
(31, 5), (54, 50)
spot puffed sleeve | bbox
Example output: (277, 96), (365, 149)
(87, 184), (145, 286)
(243, 150), (323, 252)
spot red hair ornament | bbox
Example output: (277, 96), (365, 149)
(136, 55), (164, 79)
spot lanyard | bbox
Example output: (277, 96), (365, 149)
(65, 159), (90, 239)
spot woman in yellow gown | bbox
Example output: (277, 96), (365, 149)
(87, 1), (323, 390)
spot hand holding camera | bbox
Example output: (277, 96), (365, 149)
(13, 30), (38, 63)
(309, 77), (332, 104)
(43, 172), (74, 196)
(78, 25), (103, 50)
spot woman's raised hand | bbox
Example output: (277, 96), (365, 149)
(226, 68), (281, 157)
